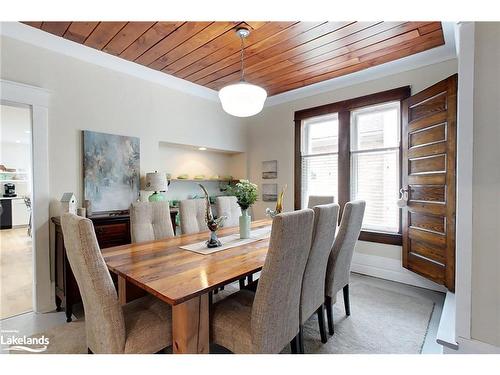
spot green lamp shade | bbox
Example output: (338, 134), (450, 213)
(149, 192), (166, 202)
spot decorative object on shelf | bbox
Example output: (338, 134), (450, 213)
(194, 174), (206, 180)
(218, 27), (267, 117)
(60, 193), (77, 214)
(83, 130), (140, 213)
(228, 179), (258, 239)
(266, 184), (287, 218)
(262, 183), (278, 202)
(199, 184), (226, 248)
(177, 174), (189, 179)
(145, 171), (168, 202)
(262, 160), (278, 179)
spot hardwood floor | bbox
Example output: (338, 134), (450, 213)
(0, 227), (33, 319)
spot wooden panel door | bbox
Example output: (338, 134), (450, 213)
(402, 74), (457, 291)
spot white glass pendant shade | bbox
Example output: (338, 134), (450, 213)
(218, 81), (267, 117)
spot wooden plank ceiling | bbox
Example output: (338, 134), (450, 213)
(22, 22), (445, 96)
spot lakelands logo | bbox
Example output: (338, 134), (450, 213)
(1, 330), (49, 353)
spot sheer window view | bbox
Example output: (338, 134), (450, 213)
(301, 114), (339, 208)
(351, 102), (400, 233)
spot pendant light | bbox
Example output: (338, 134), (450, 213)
(218, 28), (267, 117)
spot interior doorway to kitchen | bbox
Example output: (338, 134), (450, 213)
(0, 103), (34, 319)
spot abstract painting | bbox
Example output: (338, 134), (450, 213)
(83, 130), (140, 213)
(262, 183), (278, 202)
(262, 160), (278, 179)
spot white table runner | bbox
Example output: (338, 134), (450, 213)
(179, 226), (272, 255)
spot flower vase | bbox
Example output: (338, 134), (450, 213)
(239, 209), (251, 239)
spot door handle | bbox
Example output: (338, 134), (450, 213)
(397, 187), (409, 208)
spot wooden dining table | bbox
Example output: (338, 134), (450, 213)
(101, 219), (272, 354)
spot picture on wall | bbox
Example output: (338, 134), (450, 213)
(83, 130), (140, 213)
(262, 160), (278, 179)
(262, 183), (278, 202)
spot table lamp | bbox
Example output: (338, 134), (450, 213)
(145, 171), (168, 202)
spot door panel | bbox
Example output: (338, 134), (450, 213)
(402, 74), (457, 291)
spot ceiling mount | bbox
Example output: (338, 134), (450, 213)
(235, 27), (250, 39)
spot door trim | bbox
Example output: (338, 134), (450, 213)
(1, 79), (53, 313)
(454, 22), (475, 341)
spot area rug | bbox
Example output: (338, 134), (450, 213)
(14, 275), (434, 354)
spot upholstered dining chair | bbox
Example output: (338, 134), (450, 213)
(215, 196), (241, 227)
(299, 203), (339, 349)
(307, 195), (335, 209)
(324, 200), (366, 336)
(179, 198), (207, 234)
(210, 209), (315, 354)
(61, 213), (172, 354)
(130, 201), (174, 243)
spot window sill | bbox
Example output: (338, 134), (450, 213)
(358, 230), (402, 245)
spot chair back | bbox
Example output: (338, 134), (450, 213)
(300, 203), (339, 324)
(325, 200), (366, 298)
(179, 198), (207, 234)
(130, 201), (174, 243)
(307, 195), (334, 209)
(251, 209), (314, 353)
(215, 196), (241, 227)
(60, 213), (125, 353)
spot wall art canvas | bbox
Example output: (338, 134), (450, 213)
(262, 160), (278, 179)
(83, 130), (140, 213)
(262, 183), (278, 202)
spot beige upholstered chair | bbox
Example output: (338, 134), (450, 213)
(307, 195), (335, 209)
(215, 196), (241, 227)
(300, 203), (339, 349)
(211, 209), (315, 354)
(61, 213), (172, 354)
(130, 201), (174, 243)
(324, 200), (366, 336)
(179, 198), (206, 234)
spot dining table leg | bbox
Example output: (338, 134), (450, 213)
(117, 275), (127, 305)
(172, 293), (209, 354)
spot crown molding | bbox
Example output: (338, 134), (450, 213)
(264, 22), (458, 107)
(1, 22), (458, 108)
(0, 22), (220, 102)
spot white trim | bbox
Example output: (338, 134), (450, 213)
(454, 22), (475, 341)
(0, 22), (219, 102)
(266, 22), (457, 107)
(1, 79), (53, 313)
(443, 337), (500, 354)
(351, 250), (447, 293)
(437, 291), (458, 350)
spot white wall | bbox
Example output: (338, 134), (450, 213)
(0, 35), (248, 216)
(245, 58), (457, 290)
(470, 22), (500, 348)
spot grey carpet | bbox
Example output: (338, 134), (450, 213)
(16, 274), (434, 354)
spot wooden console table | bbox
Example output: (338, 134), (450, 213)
(51, 209), (178, 322)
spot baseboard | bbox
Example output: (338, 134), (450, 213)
(443, 337), (500, 354)
(351, 252), (447, 292)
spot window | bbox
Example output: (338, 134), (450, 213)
(294, 86), (410, 245)
(301, 114), (339, 208)
(351, 102), (400, 233)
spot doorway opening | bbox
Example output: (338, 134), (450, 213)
(0, 103), (34, 319)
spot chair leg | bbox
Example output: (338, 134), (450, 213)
(87, 348), (93, 354)
(298, 325), (305, 354)
(239, 278), (245, 289)
(290, 334), (299, 354)
(316, 305), (328, 344)
(343, 284), (351, 316)
(325, 296), (334, 336)
(247, 274), (253, 283)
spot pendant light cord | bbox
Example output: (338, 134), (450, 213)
(240, 33), (245, 82)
